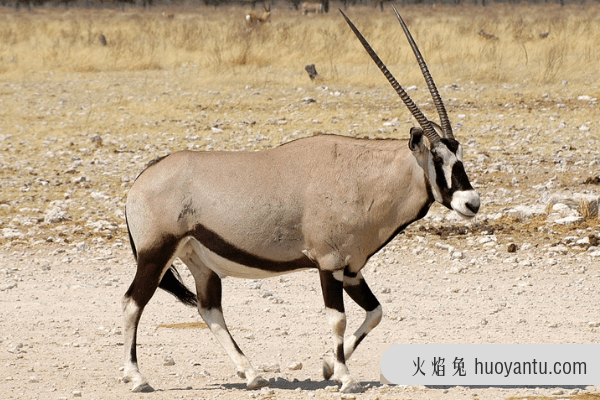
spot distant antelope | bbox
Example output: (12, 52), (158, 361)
(477, 28), (499, 40)
(246, 4), (271, 26)
(122, 7), (480, 394)
(161, 11), (174, 19)
(301, 1), (323, 15)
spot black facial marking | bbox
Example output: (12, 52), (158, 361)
(190, 224), (316, 273)
(451, 161), (473, 191)
(440, 138), (459, 153)
(434, 160), (453, 207)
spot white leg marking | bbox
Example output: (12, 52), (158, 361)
(343, 304), (383, 360)
(122, 299), (153, 392)
(332, 269), (344, 282)
(199, 307), (269, 389)
(325, 308), (362, 392)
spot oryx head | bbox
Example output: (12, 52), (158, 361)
(341, 8), (480, 219)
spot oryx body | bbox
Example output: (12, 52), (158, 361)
(122, 8), (480, 394)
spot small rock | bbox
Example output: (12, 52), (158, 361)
(2, 228), (25, 240)
(507, 243), (517, 253)
(553, 216), (584, 225)
(588, 321), (600, 327)
(72, 390), (82, 397)
(90, 191), (108, 200)
(163, 355), (175, 366)
(548, 245), (568, 255)
(76, 242), (90, 252)
(288, 361), (303, 371)
(0, 282), (17, 291)
(260, 363), (280, 373)
(44, 207), (69, 223)
(211, 127), (224, 134)
(551, 389), (564, 395)
(451, 251), (465, 260)
(7, 343), (24, 353)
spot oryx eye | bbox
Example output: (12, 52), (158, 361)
(431, 152), (443, 164)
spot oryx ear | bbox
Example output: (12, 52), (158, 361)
(408, 127), (425, 152)
(430, 121), (444, 138)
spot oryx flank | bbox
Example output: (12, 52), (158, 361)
(301, 1), (324, 15)
(122, 7), (480, 394)
(245, 4), (271, 26)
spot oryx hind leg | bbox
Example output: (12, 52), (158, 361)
(319, 269), (363, 393)
(180, 243), (269, 390)
(122, 238), (179, 392)
(323, 270), (382, 382)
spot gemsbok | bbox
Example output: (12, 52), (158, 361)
(245, 4), (271, 27)
(122, 7), (480, 394)
(301, 1), (324, 15)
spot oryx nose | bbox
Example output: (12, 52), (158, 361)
(465, 194), (480, 214)
(466, 201), (480, 214)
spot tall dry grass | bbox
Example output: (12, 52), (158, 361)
(0, 4), (599, 88)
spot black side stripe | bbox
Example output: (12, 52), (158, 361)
(189, 224), (316, 273)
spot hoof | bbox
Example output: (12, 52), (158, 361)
(340, 379), (363, 394)
(322, 354), (334, 380)
(247, 375), (269, 389)
(131, 382), (155, 393)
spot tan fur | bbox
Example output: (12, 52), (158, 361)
(126, 135), (430, 274)
(245, 9), (271, 26)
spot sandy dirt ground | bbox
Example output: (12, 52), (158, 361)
(1, 62), (599, 400)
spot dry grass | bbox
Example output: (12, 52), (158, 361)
(157, 321), (209, 329)
(0, 4), (598, 248)
(1, 4), (599, 88)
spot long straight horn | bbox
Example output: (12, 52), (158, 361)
(340, 9), (440, 144)
(392, 6), (453, 139)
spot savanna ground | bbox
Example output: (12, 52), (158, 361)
(0, 3), (599, 400)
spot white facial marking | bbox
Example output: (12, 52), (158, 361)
(451, 190), (480, 219)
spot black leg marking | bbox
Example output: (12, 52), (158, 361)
(319, 270), (345, 313)
(122, 236), (180, 392)
(343, 270), (380, 312)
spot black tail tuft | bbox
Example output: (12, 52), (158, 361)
(159, 266), (198, 308)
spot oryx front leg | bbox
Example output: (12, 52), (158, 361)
(319, 269), (363, 393)
(184, 253), (268, 390)
(324, 271), (382, 381)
